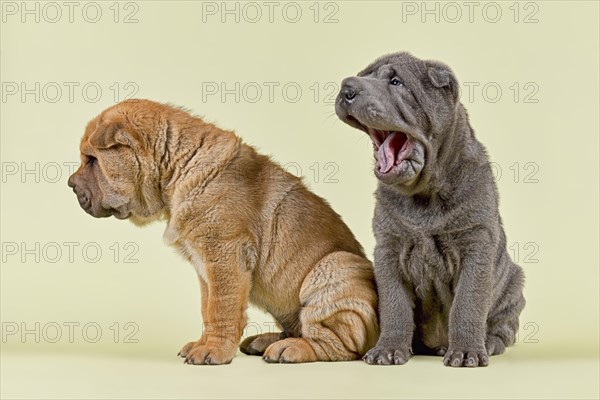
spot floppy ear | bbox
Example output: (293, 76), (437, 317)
(88, 122), (132, 149)
(426, 61), (459, 103)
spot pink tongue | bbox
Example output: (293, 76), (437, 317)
(377, 132), (399, 173)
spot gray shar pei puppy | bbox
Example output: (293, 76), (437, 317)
(335, 52), (525, 367)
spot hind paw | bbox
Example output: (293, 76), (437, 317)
(240, 332), (281, 356)
(263, 338), (318, 363)
(486, 335), (506, 356)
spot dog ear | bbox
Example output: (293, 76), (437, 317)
(426, 61), (459, 103)
(88, 122), (132, 149)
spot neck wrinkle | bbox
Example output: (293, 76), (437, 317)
(433, 106), (478, 199)
(410, 105), (475, 200)
(162, 126), (241, 214)
(155, 118), (177, 209)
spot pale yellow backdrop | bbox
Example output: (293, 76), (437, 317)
(1, 1), (598, 399)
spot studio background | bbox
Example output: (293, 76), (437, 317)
(1, 1), (598, 399)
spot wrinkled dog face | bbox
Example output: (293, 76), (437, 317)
(335, 52), (459, 189)
(67, 100), (165, 224)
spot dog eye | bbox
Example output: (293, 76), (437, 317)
(87, 156), (97, 167)
(390, 77), (403, 86)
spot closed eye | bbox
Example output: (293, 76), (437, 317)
(86, 156), (97, 167)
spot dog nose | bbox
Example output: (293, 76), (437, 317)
(341, 86), (357, 101)
(339, 77), (362, 104)
(67, 174), (76, 189)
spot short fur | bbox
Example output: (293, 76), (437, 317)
(335, 52), (525, 367)
(68, 99), (378, 364)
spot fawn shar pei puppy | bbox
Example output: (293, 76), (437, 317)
(68, 99), (378, 364)
(335, 52), (525, 367)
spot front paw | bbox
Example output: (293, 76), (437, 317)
(177, 339), (203, 358)
(363, 345), (411, 365)
(183, 343), (236, 365)
(443, 348), (489, 367)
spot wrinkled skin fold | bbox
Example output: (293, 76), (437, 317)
(336, 52), (525, 367)
(68, 99), (379, 365)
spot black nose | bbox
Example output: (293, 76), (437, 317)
(67, 174), (76, 189)
(341, 86), (357, 101)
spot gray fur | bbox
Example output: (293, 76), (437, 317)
(335, 52), (525, 367)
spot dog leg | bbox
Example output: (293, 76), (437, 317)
(262, 252), (378, 363)
(364, 237), (415, 365)
(486, 263), (526, 356)
(444, 236), (494, 368)
(181, 240), (252, 365)
(178, 277), (209, 358)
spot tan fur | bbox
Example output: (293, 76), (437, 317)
(68, 99), (379, 364)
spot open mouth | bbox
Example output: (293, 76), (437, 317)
(344, 115), (413, 174)
(367, 128), (411, 174)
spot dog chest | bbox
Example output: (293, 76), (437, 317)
(397, 235), (459, 299)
